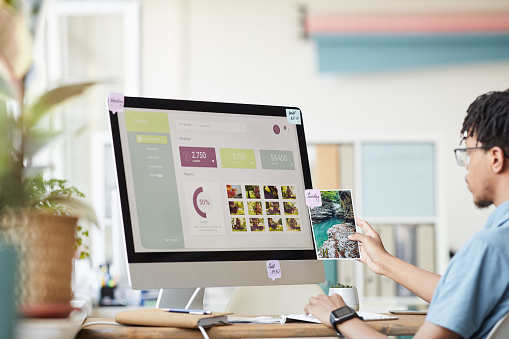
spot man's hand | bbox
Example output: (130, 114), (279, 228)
(304, 294), (347, 327)
(349, 218), (391, 275)
(350, 218), (441, 303)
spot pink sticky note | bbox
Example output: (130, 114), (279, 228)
(305, 189), (322, 208)
(108, 92), (124, 114)
(267, 260), (281, 281)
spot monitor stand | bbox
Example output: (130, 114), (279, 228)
(156, 287), (205, 309)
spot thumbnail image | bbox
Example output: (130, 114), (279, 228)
(250, 218), (265, 232)
(281, 186), (296, 199)
(263, 185), (279, 199)
(286, 218), (301, 231)
(228, 201), (245, 215)
(265, 202), (280, 215)
(268, 218), (283, 232)
(245, 185), (261, 199)
(226, 185), (242, 199)
(308, 189), (359, 260)
(248, 201), (263, 215)
(283, 202), (299, 215)
(231, 218), (247, 232)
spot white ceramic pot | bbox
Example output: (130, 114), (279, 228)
(328, 287), (359, 311)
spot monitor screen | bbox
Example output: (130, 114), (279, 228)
(109, 96), (325, 290)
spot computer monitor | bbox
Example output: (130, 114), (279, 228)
(109, 96), (325, 308)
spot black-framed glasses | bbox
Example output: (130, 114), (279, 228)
(454, 145), (509, 167)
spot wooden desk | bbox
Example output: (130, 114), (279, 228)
(76, 314), (425, 338)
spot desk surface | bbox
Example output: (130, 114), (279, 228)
(76, 314), (425, 338)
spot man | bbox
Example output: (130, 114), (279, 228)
(305, 90), (509, 338)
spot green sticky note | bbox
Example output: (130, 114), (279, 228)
(220, 148), (257, 169)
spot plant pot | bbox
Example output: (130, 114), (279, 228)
(329, 287), (359, 311)
(1, 212), (78, 311)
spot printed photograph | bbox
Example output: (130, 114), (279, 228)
(226, 185), (242, 199)
(231, 218), (247, 232)
(283, 202), (299, 215)
(308, 189), (360, 259)
(248, 201), (263, 215)
(250, 218), (265, 232)
(281, 185), (296, 199)
(263, 185), (279, 199)
(265, 202), (280, 215)
(245, 185), (261, 199)
(268, 218), (283, 232)
(228, 201), (245, 215)
(285, 218), (301, 231)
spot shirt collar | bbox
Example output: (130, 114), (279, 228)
(485, 200), (509, 230)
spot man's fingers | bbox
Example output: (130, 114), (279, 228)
(355, 218), (375, 234)
(308, 294), (324, 305)
(304, 303), (312, 315)
(308, 296), (318, 305)
(348, 232), (368, 242)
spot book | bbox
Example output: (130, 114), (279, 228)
(115, 308), (230, 328)
(378, 225), (396, 297)
(417, 224), (435, 272)
(16, 300), (88, 339)
(337, 260), (356, 287)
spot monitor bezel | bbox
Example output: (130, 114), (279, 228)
(109, 96), (317, 264)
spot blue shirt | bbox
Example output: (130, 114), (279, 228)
(427, 200), (509, 338)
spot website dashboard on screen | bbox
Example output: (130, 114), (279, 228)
(117, 107), (314, 253)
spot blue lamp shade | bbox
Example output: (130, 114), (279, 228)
(306, 13), (509, 73)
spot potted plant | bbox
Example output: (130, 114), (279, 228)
(329, 283), (359, 311)
(0, 0), (96, 315)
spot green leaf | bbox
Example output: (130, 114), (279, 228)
(80, 252), (90, 260)
(26, 82), (96, 126)
(23, 128), (61, 159)
(44, 196), (98, 225)
(0, 2), (32, 101)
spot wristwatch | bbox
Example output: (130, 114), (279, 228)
(329, 306), (360, 335)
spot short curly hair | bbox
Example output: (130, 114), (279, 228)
(461, 89), (509, 157)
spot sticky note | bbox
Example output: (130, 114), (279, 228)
(305, 189), (322, 207)
(108, 92), (124, 114)
(286, 109), (301, 125)
(267, 260), (281, 281)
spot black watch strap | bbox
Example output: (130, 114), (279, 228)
(330, 306), (360, 335)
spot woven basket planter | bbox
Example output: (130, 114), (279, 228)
(1, 212), (78, 307)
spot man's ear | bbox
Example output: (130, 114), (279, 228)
(491, 146), (506, 174)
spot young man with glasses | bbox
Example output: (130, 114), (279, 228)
(305, 89), (509, 338)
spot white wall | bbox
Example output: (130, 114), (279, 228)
(141, 0), (509, 264)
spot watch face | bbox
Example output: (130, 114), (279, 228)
(332, 306), (355, 318)
(330, 306), (357, 335)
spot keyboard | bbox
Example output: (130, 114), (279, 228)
(283, 311), (398, 323)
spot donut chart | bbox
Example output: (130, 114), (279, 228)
(193, 186), (213, 218)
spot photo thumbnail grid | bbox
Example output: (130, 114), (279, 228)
(227, 184), (301, 233)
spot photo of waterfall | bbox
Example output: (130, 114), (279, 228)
(308, 189), (360, 259)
